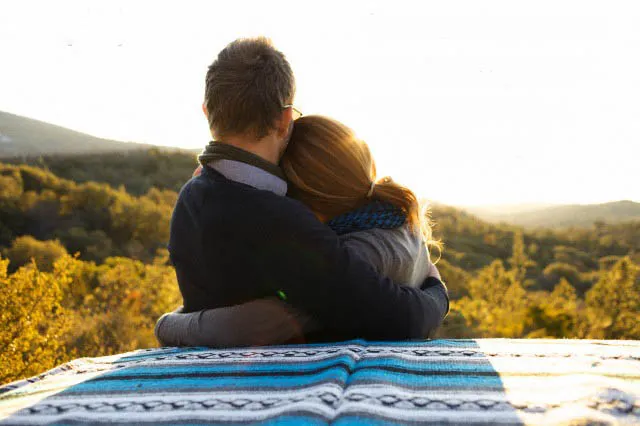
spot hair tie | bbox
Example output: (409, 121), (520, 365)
(366, 181), (376, 198)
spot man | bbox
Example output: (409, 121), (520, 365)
(168, 37), (448, 342)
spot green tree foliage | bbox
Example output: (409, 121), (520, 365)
(1, 253), (181, 385)
(436, 308), (477, 339)
(434, 259), (470, 299)
(0, 163), (174, 263)
(539, 262), (584, 293)
(1, 158), (639, 386)
(525, 279), (580, 338)
(508, 231), (532, 283)
(3, 236), (68, 272)
(9, 148), (197, 195)
(584, 257), (640, 339)
(0, 256), (73, 384)
(69, 254), (181, 356)
(454, 260), (528, 338)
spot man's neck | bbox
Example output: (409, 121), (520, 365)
(221, 135), (280, 165)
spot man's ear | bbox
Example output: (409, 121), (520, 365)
(202, 103), (208, 118)
(276, 107), (293, 138)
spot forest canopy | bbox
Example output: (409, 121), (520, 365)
(1, 152), (638, 385)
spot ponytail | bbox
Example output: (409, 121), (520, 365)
(371, 177), (441, 258)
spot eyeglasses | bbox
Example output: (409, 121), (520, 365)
(283, 104), (303, 121)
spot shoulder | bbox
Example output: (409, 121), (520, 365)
(178, 169), (322, 232)
(341, 225), (428, 284)
(343, 224), (422, 251)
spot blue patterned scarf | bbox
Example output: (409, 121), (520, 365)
(326, 200), (407, 235)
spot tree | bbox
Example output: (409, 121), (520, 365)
(0, 170), (23, 199)
(4, 236), (68, 272)
(540, 262), (584, 292)
(0, 256), (73, 384)
(525, 279), (580, 338)
(434, 259), (470, 300)
(508, 231), (535, 284)
(69, 256), (180, 357)
(585, 257), (639, 339)
(436, 308), (477, 338)
(456, 260), (529, 338)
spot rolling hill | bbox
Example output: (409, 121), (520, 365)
(466, 200), (640, 228)
(2, 109), (637, 230)
(0, 110), (153, 157)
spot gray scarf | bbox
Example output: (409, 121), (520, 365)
(198, 141), (287, 181)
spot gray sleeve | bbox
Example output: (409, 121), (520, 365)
(155, 298), (318, 348)
(341, 226), (430, 287)
(340, 233), (387, 277)
(418, 277), (450, 339)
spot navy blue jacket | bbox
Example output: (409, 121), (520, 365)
(169, 166), (449, 340)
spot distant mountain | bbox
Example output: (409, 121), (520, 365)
(467, 200), (640, 228)
(0, 111), (153, 157)
(464, 203), (559, 216)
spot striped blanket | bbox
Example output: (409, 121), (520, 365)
(1, 339), (639, 425)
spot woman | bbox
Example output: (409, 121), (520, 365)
(155, 115), (442, 347)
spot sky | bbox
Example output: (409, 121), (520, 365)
(1, 0), (639, 206)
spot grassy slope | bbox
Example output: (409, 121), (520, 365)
(466, 200), (640, 228)
(0, 110), (153, 157)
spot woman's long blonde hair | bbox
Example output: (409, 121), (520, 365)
(281, 115), (438, 249)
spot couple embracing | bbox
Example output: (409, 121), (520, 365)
(155, 37), (449, 347)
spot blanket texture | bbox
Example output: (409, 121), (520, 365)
(1, 339), (639, 425)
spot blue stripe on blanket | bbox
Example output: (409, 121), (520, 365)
(350, 371), (504, 388)
(357, 358), (495, 372)
(254, 416), (328, 426)
(333, 418), (410, 426)
(60, 369), (350, 393)
(61, 370), (501, 395)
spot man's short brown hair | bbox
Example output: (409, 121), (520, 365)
(205, 37), (295, 140)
